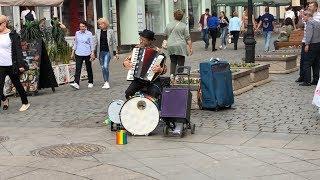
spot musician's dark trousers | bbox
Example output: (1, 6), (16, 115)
(170, 55), (185, 75)
(74, 55), (93, 85)
(0, 66), (28, 104)
(302, 42), (320, 84)
(125, 78), (162, 100)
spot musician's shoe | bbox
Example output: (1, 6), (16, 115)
(70, 83), (80, 90)
(88, 83), (94, 88)
(102, 82), (110, 89)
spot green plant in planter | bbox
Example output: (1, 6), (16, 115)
(20, 21), (42, 42)
(230, 61), (259, 68)
(44, 19), (72, 65)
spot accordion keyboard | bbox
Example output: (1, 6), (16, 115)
(126, 48), (141, 81)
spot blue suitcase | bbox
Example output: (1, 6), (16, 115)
(198, 58), (234, 109)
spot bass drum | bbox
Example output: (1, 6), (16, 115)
(107, 100), (124, 124)
(120, 96), (159, 135)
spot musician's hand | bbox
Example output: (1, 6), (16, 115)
(123, 60), (133, 70)
(152, 65), (163, 73)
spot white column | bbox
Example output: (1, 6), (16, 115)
(53, 7), (58, 17)
(59, 6), (63, 23)
(93, 0), (98, 32)
(83, 0), (87, 21)
(12, 6), (21, 32)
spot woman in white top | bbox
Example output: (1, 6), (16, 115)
(284, 6), (296, 29)
(0, 15), (30, 111)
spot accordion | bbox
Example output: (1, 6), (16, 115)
(127, 47), (165, 81)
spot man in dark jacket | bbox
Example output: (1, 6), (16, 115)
(199, 8), (211, 50)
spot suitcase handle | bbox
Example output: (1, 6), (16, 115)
(209, 57), (221, 62)
(175, 66), (191, 76)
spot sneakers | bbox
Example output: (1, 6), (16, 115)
(19, 103), (30, 112)
(70, 83), (80, 90)
(88, 83), (94, 88)
(102, 82), (110, 89)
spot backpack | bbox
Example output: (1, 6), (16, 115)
(207, 17), (218, 29)
(25, 10), (34, 21)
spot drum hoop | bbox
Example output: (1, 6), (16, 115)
(120, 96), (159, 135)
(107, 99), (124, 124)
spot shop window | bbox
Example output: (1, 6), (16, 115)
(188, 0), (201, 31)
(145, 0), (164, 34)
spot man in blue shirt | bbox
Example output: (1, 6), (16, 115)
(256, 7), (275, 52)
(207, 11), (220, 51)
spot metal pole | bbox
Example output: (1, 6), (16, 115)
(244, 0), (256, 63)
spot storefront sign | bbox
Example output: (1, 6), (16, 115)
(137, 6), (145, 32)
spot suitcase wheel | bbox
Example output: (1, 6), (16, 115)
(191, 124), (196, 134)
(163, 125), (169, 137)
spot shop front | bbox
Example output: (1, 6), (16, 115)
(116, 0), (211, 48)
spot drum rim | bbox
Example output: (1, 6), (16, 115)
(120, 96), (159, 135)
(107, 99), (124, 124)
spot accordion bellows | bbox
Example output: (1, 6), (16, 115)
(127, 47), (164, 81)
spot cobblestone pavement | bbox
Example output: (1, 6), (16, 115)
(1, 37), (320, 179)
(1, 36), (318, 135)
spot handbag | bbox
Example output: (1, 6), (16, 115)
(162, 22), (180, 49)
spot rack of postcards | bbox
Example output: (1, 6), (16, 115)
(3, 40), (41, 96)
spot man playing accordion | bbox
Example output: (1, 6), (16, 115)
(123, 29), (167, 100)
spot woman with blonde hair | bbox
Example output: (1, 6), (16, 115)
(164, 9), (193, 75)
(95, 18), (118, 89)
(229, 11), (242, 50)
(0, 15), (30, 111)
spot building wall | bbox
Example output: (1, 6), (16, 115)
(118, 0), (211, 46)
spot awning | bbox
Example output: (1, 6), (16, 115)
(0, 0), (63, 6)
(216, 0), (291, 6)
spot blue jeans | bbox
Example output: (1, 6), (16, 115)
(99, 51), (111, 82)
(220, 27), (228, 47)
(263, 31), (272, 51)
(201, 28), (209, 48)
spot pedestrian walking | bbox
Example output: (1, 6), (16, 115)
(273, 17), (294, 49)
(199, 8), (210, 50)
(95, 18), (118, 89)
(284, 6), (296, 29)
(207, 11), (220, 51)
(228, 11), (241, 50)
(256, 7), (275, 52)
(0, 15), (30, 112)
(164, 9), (193, 75)
(300, 10), (320, 86)
(219, 11), (229, 49)
(70, 21), (95, 90)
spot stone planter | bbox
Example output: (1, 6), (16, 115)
(232, 69), (253, 96)
(53, 62), (88, 85)
(263, 49), (301, 67)
(255, 55), (298, 74)
(231, 64), (271, 87)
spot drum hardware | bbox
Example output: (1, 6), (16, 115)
(120, 94), (159, 136)
(107, 100), (124, 131)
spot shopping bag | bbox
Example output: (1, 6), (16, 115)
(312, 79), (320, 107)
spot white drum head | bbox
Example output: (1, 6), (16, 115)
(107, 100), (124, 124)
(120, 97), (159, 135)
